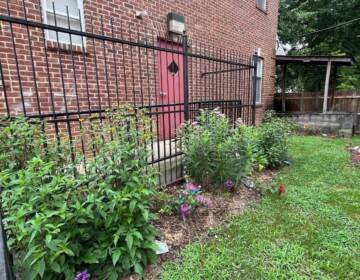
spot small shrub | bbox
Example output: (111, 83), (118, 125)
(237, 125), (268, 171)
(0, 107), (158, 279)
(257, 111), (294, 168)
(179, 109), (253, 189)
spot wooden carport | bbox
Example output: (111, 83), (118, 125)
(276, 55), (356, 113)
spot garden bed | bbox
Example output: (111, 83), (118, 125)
(125, 170), (277, 280)
(1, 109), (292, 279)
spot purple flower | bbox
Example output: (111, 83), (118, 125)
(195, 195), (205, 203)
(195, 195), (213, 208)
(74, 270), (90, 280)
(180, 203), (190, 219)
(224, 180), (234, 192)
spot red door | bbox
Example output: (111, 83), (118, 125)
(157, 41), (184, 140)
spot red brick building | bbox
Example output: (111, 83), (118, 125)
(0, 0), (279, 117)
(0, 0), (279, 182)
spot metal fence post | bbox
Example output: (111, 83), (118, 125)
(252, 55), (258, 125)
(182, 32), (190, 121)
(0, 211), (15, 280)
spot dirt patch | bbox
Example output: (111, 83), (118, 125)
(154, 186), (259, 251)
(351, 151), (360, 165)
(122, 170), (278, 280)
(348, 146), (360, 165)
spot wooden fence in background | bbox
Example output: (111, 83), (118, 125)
(274, 91), (360, 133)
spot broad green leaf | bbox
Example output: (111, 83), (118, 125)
(134, 262), (143, 275)
(108, 270), (118, 280)
(129, 200), (137, 213)
(23, 245), (39, 262)
(82, 254), (99, 264)
(50, 260), (61, 273)
(111, 249), (122, 266)
(77, 218), (88, 224)
(33, 258), (45, 278)
(126, 233), (133, 250)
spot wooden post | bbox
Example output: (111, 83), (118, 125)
(323, 60), (332, 113)
(281, 64), (287, 113)
(330, 65), (337, 111)
(300, 91), (304, 112)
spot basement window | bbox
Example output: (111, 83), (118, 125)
(41, 0), (85, 46)
(256, 0), (267, 11)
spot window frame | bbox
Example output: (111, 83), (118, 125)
(41, 0), (85, 46)
(256, 0), (267, 12)
(255, 57), (264, 104)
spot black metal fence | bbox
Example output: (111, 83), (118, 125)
(0, 0), (257, 186)
(0, 0), (257, 276)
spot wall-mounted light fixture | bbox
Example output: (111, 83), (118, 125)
(167, 12), (185, 35)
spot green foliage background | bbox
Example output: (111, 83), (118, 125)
(278, 0), (360, 91)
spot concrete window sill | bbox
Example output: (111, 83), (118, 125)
(46, 40), (88, 55)
(256, 6), (268, 15)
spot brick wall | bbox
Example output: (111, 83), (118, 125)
(87, 0), (279, 122)
(0, 0), (279, 121)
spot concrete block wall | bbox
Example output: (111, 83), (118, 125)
(286, 113), (358, 136)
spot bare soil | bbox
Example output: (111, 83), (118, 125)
(123, 170), (277, 280)
(351, 150), (360, 165)
(348, 145), (360, 165)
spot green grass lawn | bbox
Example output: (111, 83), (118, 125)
(160, 136), (360, 280)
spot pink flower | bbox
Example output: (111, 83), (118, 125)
(195, 195), (213, 208)
(185, 182), (201, 194)
(180, 203), (190, 219)
(191, 121), (199, 126)
(185, 182), (200, 191)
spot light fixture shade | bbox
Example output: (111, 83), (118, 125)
(167, 12), (185, 34)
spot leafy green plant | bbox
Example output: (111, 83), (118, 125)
(0, 117), (76, 173)
(0, 118), (43, 171)
(179, 109), (253, 190)
(0, 107), (158, 279)
(152, 189), (200, 217)
(257, 111), (294, 168)
(236, 125), (268, 172)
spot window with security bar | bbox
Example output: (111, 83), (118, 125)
(41, 0), (85, 45)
